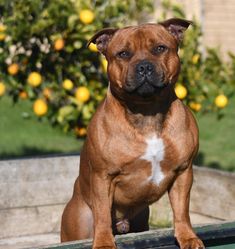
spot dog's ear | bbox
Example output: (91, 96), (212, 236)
(87, 28), (119, 55)
(160, 18), (193, 43)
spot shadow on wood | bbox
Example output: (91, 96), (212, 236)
(35, 222), (235, 249)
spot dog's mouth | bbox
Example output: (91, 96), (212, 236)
(122, 60), (169, 98)
(124, 75), (167, 98)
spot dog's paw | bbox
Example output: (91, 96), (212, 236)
(93, 242), (117, 249)
(93, 233), (116, 249)
(93, 247), (116, 249)
(177, 237), (205, 249)
(93, 244), (116, 249)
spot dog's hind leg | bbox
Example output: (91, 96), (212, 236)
(61, 179), (93, 242)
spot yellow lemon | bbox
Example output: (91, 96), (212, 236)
(88, 43), (98, 52)
(189, 102), (202, 112)
(75, 86), (90, 103)
(54, 38), (65, 51)
(33, 99), (48, 116)
(8, 63), (19, 75)
(0, 24), (6, 32)
(192, 54), (200, 64)
(101, 57), (108, 72)
(19, 91), (28, 99)
(215, 94), (228, 108)
(74, 126), (87, 137)
(175, 84), (187, 99)
(27, 72), (42, 87)
(62, 79), (74, 90)
(0, 82), (6, 96)
(43, 88), (52, 99)
(79, 9), (95, 24)
(0, 33), (6, 41)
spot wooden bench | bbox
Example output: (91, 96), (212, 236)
(35, 221), (235, 249)
(0, 155), (234, 248)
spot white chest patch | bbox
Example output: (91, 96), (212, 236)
(141, 135), (165, 185)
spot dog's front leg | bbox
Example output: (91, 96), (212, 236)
(168, 164), (205, 249)
(91, 170), (116, 249)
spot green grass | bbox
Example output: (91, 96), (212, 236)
(0, 95), (234, 172)
(0, 96), (83, 159)
(195, 96), (235, 171)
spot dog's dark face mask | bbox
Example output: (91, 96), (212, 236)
(88, 18), (192, 101)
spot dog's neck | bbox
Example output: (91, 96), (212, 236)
(107, 85), (177, 134)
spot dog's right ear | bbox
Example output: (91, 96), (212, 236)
(87, 28), (118, 55)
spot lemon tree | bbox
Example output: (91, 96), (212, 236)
(0, 0), (235, 136)
(0, 24), (6, 41)
(54, 38), (65, 51)
(7, 63), (19, 75)
(0, 82), (6, 96)
(214, 94), (228, 108)
(27, 72), (42, 87)
(175, 84), (187, 99)
(88, 43), (98, 53)
(62, 79), (74, 90)
(0, 0), (153, 135)
(79, 10), (95, 24)
(33, 99), (48, 116)
(159, 1), (235, 115)
(75, 86), (90, 103)
(189, 102), (202, 112)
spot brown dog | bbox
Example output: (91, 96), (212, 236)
(61, 18), (205, 249)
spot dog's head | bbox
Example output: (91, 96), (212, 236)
(88, 18), (192, 100)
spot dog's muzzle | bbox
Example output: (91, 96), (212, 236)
(136, 60), (155, 82)
(125, 60), (166, 97)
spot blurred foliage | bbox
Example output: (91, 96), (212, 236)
(0, 0), (153, 134)
(159, 0), (235, 116)
(0, 0), (234, 137)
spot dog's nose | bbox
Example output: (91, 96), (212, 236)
(136, 61), (154, 76)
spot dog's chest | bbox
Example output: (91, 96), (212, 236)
(141, 135), (165, 185)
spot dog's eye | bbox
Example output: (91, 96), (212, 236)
(153, 45), (167, 54)
(117, 51), (132, 59)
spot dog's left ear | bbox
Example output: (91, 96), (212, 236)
(87, 28), (119, 55)
(160, 18), (193, 43)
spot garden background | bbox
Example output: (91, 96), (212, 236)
(0, 0), (235, 172)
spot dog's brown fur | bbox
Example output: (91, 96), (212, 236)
(61, 19), (205, 249)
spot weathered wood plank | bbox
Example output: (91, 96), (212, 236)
(1, 156), (234, 217)
(0, 205), (63, 239)
(0, 155), (79, 209)
(191, 167), (235, 220)
(1, 156), (235, 240)
(0, 233), (59, 249)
